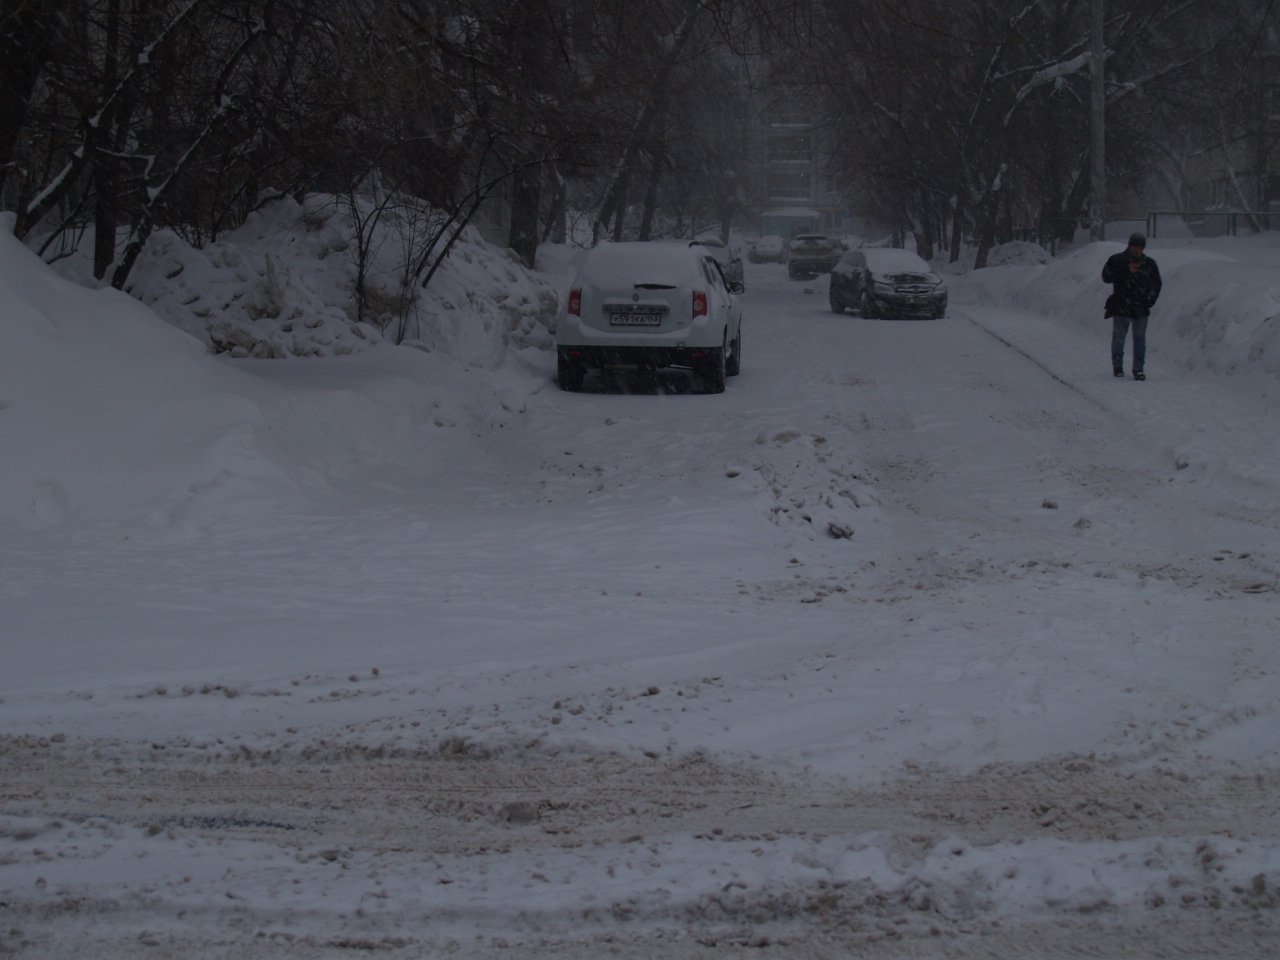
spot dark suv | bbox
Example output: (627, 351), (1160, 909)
(828, 247), (948, 319)
(786, 235), (840, 279)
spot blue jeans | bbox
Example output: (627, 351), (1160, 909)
(1111, 314), (1148, 372)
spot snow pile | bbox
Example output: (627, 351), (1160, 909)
(124, 195), (559, 365)
(950, 240), (1280, 376)
(0, 210), (546, 530)
(408, 221), (560, 365)
(938, 239), (1053, 274)
(0, 212), (292, 527)
(128, 208), (379, 359)
(984, 239), (1052, 267)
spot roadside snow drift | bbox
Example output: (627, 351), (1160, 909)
(0, 214), (292, 526)
(951, 238), (1280, 375)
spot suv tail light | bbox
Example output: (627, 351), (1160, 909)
(692, 289), (708, 317)
(568, 288), (582, 316)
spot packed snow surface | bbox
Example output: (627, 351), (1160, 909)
(2, 207), (1279, 958)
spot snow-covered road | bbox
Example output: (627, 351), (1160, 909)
(3, 255), (1278, 957)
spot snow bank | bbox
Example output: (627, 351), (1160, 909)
(123, 195), (559, 366)
(950, 240), (1280, 376)
(938, 240), (1053, 274)
(1, 210), (545, 530)
(0, 212), (292, 528)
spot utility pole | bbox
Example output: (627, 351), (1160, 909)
(1090, 0), (1106, 241)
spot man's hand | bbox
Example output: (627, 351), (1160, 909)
(1129, 261), (1139, 272)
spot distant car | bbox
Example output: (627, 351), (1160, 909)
(557, 241), (744, 393)
(828, 247), (948, 319)
(691, 236), (744, 285)
(787, 235), (840, 279)
(748, 235), (786, 263)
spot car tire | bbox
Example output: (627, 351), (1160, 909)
(829, 294), (844, 314)
(726, 328), (742, 377)
(788, 266), (798, 280)
(698, 345), (727, 394)
(860, 291), (879, 319)
(557, 354), (586, 391)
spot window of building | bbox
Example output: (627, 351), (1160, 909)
(767, 171), (813, 201)
(768, 135), (811, 164)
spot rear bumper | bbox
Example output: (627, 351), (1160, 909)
(558, 344), (719, 370)
(789, 258), (838, 273)
(556, 314), (725, 351)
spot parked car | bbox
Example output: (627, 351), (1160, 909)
(828, 247), (948, 319)
(691, 235), (744, 285)
(557, 241), (744, 393)
(787, 234), (840, 279)
(748, 235), (787, 263)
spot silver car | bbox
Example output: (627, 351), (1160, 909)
(787, 234), (840, 279)
(557, 241), (745, 393)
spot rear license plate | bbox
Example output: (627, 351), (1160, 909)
(609, 306), (665, 326)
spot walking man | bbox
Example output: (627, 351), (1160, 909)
(1102, 233), (1162, 380)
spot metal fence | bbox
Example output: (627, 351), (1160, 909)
(1146, 210), (1276, 238)
(1008, 211), (1276, 255)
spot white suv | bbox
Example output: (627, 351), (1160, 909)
(556, 241), (744, 393)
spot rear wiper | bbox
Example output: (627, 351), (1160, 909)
(635, 283), (677, 289)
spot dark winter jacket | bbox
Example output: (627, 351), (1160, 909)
(1102, 249), (1162, 318)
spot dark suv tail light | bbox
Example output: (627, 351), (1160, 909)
(568, 288), (582, 316)
(692, 289), (708, 317)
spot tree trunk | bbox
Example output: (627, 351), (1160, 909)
(948, 191), (964, 263)
(609, 166), (630, 242)
(93, 0), (124, 281)
(110, 215), (153, 290)
(93, 163), (119, 280)
(915, 191), (935, 260)
(916, 222), (933, 261)
(0, 1), (65, 198)
(973, 197), (998, 269)
(591, 0), (701, 245)
(637, 146), (663, 241)
(509, 160), (541, 268)
(542, 164), (566, 244)
(717, 198), (734, 244)
(1060, 162), (1091, 243)
(20, 0), (211, 238)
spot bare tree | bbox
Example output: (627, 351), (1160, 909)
(0, 0), (69, 202)
(784, 0), (1248, 265)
